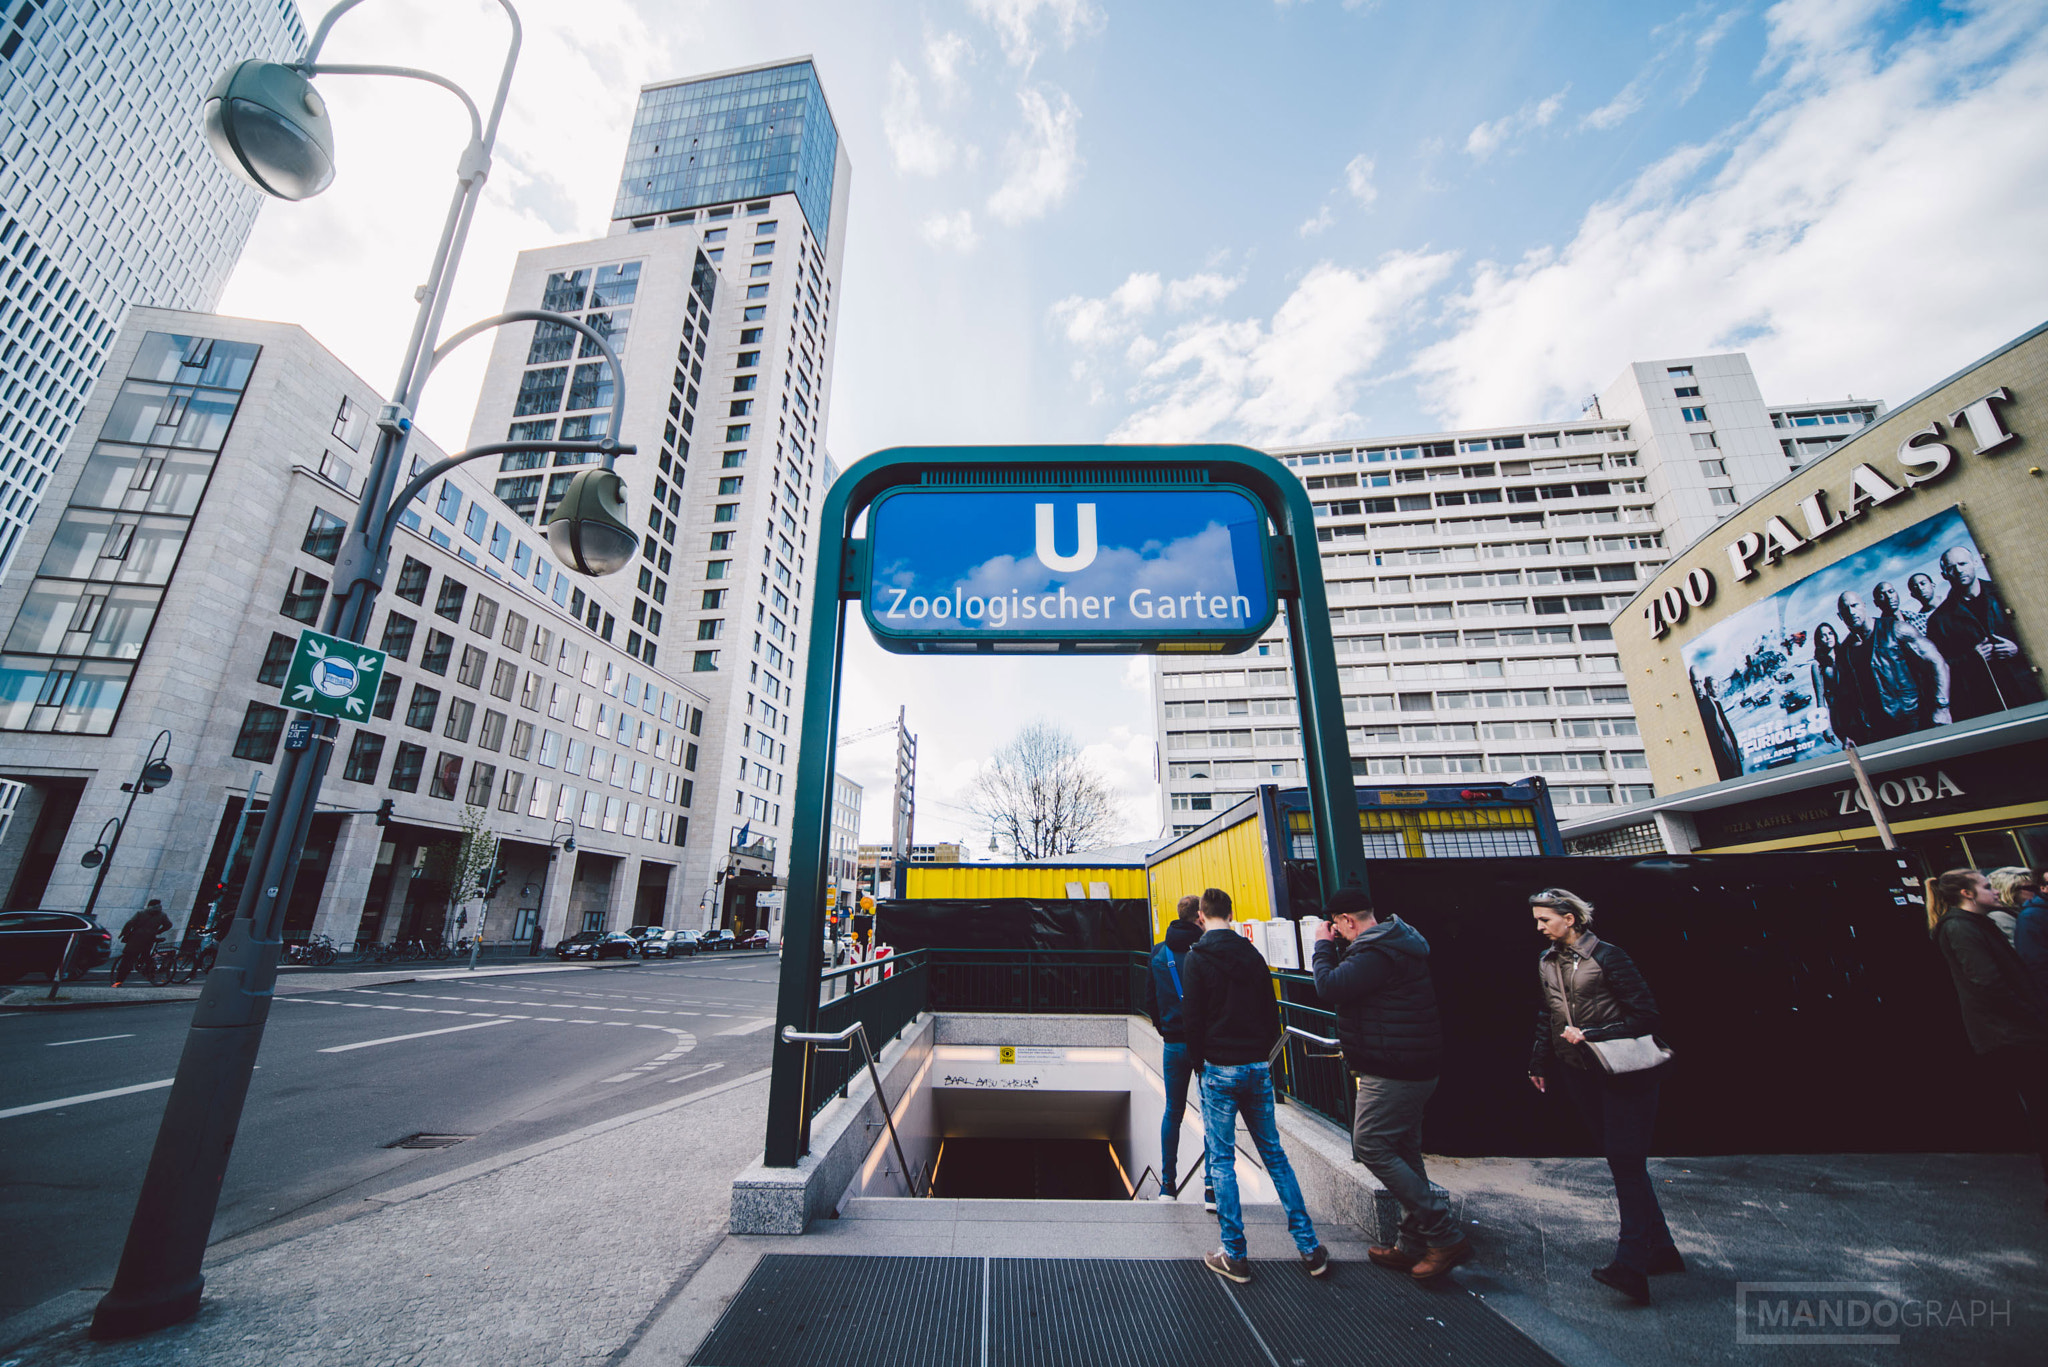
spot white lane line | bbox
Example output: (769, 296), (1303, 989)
(715, 1018), (774, 1036)
(318, 1018), (513, 1053)
(45, 1034), (136, 1047)
(1, 1078), (172, 1119)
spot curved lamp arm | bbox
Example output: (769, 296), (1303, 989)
(295, 63), (483, 148)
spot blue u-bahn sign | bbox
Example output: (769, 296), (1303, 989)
(864, 486), (1276, 653)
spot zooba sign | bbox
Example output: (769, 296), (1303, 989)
(1643, 387), (2018, 641)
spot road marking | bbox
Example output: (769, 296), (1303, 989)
(1, 1078), (172, 1119)
(715, 1018), (774, 1036)
(46, 1033), (135, 1047)
(318, 1018), (513, 1053)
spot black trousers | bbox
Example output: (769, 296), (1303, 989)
(1558, 1064), (1674, 1273)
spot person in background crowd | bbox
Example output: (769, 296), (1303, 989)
(1142, 894), (1211, 1207)
(1312, 888), (1469, 1280)
(2016, 872), (2048, 1005)
(110, 898), (172, 987)
(1868, 580), (1951, 731)
(1986, 868), (2036, 945)
(1181, 887), (1328, 1284)
(1926, 545), (2042, 719)
(1925, 868), (2048, 1210)
(1528, 888), (1681, 1306)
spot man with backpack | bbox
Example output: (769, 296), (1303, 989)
(1312, 887), (1469, 1280)
(1181, 887), (1328, 1283)
(1143, 895), (1211, 1206)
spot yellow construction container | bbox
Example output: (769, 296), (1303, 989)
(902, 863), (1148, 901)
(1144, 794), (1282, 939)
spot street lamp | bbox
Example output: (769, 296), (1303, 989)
(526, 819), (576, 957)
(79, 730), (175, 925)
(92, 1), (632, 1341)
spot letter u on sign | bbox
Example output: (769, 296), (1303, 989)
(1035, 503), (1098, 572)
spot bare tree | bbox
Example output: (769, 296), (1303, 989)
(967, 720), (1123, 860)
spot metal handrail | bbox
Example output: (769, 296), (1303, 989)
(781, 1022), (925, 1197)
(1285, 1024), (1345, 1057)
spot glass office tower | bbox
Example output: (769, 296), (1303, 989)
(0, 0), (303, 582)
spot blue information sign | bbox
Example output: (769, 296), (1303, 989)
(863, 485), (1276, 653)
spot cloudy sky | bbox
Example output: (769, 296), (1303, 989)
(221, 0), (2048, 848)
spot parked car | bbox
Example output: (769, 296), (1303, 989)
(633, 927), (696, 959)
(0, 910), (113, 983)
(695, 928), (736, 952)
(554, 931), (640, 961)
(738, 931), (771, 950)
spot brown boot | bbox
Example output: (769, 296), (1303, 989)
(1409, 1238), (1472, 1281)
(1367, 1245), (1418, 1271)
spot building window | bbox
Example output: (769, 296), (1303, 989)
(301, 508), (347, 562)
(497, 770), (524, 812)
(1667, 365), (1693, 378)
(1708, 487), (1739, 506)
(389, 742), (426, 792)
(1680, 406), (1708, 423)
(697, 619), (723, 640)
(463, 504), (488, 543)
(257, 633), (296, 686)
(1690, 432), (1719, 450)
(490, 660), (519, 700)
(501, 611), (528, 653)
(457, 645), (489, 688)
(280, 569), (327, 624)
(1673, 385), (1700, 398)
(393, 557), (431, 605)
(380, 613), (417, 660)
(468, 596), (499, 638)
(436, 483), (463, 523)
(434, 579), (467, 622)
(1699, 459), (1727, 477)
(510, 720), (535, 759)
(343, 732), (385, 783)
(406, 685), (441, 730)
(429, 753), (464, 801)
(232, 702), (288, 763)
(479, 709), (507, 751)
(515, 367), (567, 416)
(373, 675), (401, 720)
(713, 504), (737, 523)
(420, 630), (454, 675)
(332, 396), (368, 450)
(465, 762), (497, 806)
(694, 650), (719, 672)
(443, 697), (475, 743)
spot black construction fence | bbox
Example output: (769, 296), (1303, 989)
(814, 855), (2023, 1158)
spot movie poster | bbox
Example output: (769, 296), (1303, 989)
(1681, 507), (2040, 780)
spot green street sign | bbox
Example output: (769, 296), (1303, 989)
(279, 629), (387, 720)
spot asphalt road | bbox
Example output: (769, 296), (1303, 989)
(0, 954), (782, 1324)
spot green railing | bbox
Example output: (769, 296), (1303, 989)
(1271, 969), (1354, 1127)
(807, 951), (929, 1123)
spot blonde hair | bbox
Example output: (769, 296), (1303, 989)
(1923, 868), (1983, 933)
(1530, 887), (1594, 931)
(1986, 867), (2035, 908)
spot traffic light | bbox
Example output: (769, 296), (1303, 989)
(375, 799), (394, 827)
(488, 867), (507, 898)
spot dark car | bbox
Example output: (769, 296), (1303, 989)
(554, 931), (639, 961)
(738, 931), (770, 951)
(0, 910), (113, 983)
(633, 927), (696, 959)
(696, 928), (736, 952)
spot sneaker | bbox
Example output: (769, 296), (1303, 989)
(1203, 1187), (1217, 1213)
(1153, 1192), (1177, 1202)
(1300, 1245), (1330, 1277)
(1591, 1262), (1651, 1305)
(1367, 1245), (1418, 1271)
(1409, 1238), (1472, 1281)
(1204, 1249), (1251, 1284)
(1647, 1246), (1687, 1276)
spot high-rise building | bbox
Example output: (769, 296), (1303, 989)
(465, 58), (849, 933)
(1151, 353), (1882, 837)
(0, 0), (304, 582)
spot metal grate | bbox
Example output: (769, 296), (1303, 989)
(989, 1259), (1262, 1367)
(1231, 1259), (1566, 1367)
(691, 1255), (980, 1367)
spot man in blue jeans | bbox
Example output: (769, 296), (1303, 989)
(1143, 894), (1212, 1205)
(1180, 887), (1327, 1283)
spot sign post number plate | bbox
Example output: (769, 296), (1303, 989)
(863, 485), (1276, 654)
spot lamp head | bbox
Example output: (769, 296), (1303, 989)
(545, 468), (636, 576)
(80, 847), (104, 869)
(140, 759), (175, 791)
(202, 60), (336, 201)
(563, 836), (576, 853)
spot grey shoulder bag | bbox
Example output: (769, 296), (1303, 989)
(1557, 959), (1672, 1075)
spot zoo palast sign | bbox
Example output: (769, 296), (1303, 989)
(1642, 387), (2020, 641)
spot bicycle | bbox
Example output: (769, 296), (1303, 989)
(143, 943), (180, 987)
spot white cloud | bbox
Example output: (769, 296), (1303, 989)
(1166, 272), (1238, 309)
(1415, 0), (2048, 429)
(920, 209), (981, 252)
(1344, 153), (1378, 206)
(1110, 272), (1163, 314)
(1299, 204), (1336, 237)
(1762, 0), (1897, 76)
(1581, 84), (1646, 131)
(884, 61), (960, 177)
(968, 0), (1103, 69)
(1465, 85), (1570, 160)
(1108, 251), (1457, 446)
(987, 86), (1083, 223)
(924, 29), (974, 100)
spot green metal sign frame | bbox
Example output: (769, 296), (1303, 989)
(763, 445), (1369, 1168)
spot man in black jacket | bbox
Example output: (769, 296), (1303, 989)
(1312, 889), (1469, 1280)
(1181, 887), (1327, 1284)
(1141, 895), (1208, 1203)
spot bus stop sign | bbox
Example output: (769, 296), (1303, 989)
(863, 485), (1276, 653)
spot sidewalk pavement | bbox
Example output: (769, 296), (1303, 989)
(5, 1080), (2042, 1366)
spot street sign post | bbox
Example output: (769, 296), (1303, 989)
(863, 486), (1276, 653)
(278, 629), (388, 720)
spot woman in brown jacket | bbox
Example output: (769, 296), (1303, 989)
(1926, 868), (2048, 1209)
